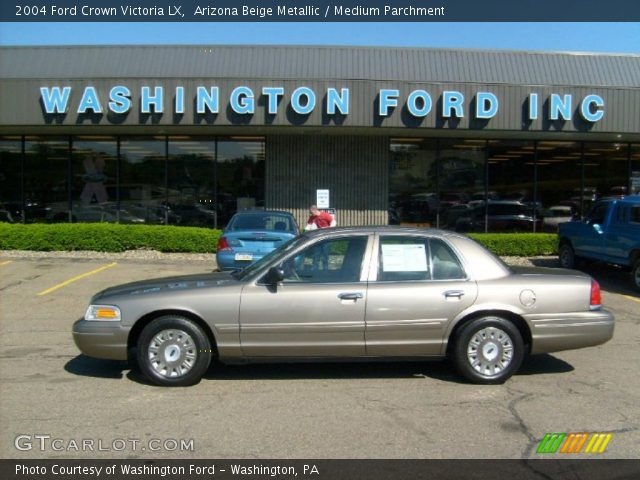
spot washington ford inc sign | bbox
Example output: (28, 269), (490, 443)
(39, 85), (606, 123)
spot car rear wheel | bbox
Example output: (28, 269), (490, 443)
(452, 316), (524, 384)
(632, 259), (640, 292)
(137, 316), (212, 387)
(559, 243), (576, 269)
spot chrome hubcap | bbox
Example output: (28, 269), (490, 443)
(148, 329), (197, 378)
(560, 249), (572, 267)
(467, 326), (514, 377)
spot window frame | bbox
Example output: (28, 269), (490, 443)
(376, 235), (432, 282)
(370, 233), (469, 283)
(255, 233), (374, 286)
(585, 201), (611, 225)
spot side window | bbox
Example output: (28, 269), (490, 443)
(587, 203), (609, 225)
(378, 236), (430, 281)
(280, 236), (367, 283)
(430, 239), (466, 280)
(630, 206), (640, 224)
(615, 206), (627, 223)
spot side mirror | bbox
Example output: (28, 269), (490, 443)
(264, 266), (285, 285)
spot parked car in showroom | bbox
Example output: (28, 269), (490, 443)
(455, 201), (542, 232)
(73, 226), (613, 387)
(216, 210), (299, 271)
(541, 205), (576, 232)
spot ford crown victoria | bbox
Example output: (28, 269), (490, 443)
(73, 227), (614, 386)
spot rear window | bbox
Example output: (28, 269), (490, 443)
(227, 213), (295, 232)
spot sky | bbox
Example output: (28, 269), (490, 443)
(0, 22), (639, 54)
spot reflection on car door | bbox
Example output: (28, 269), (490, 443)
(575, 202), (609, 257)
(239, 235), (372, 357)
(605, 204), (636, 264)
(365, 235), (478, 356)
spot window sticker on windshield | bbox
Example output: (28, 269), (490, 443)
(381, 244), (428, 272)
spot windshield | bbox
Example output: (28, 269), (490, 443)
(232, 235), (307, 281)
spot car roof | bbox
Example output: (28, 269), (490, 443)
(303, 225), (465, 239)
(231, 210), (295, 216)
(618, 195), (640, 204)
(594, 196), (640, 205)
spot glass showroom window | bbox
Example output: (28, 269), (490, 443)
(70, 137), (118, 223)
(217, 138), (265, 227)
(168, 137), (216, 228)
(119, 138), (166, 225)
(389, 139), (438, 227)
(24, 137), (69, 223)
(0, 137), (22, 223)
(536, 141), (584, 219)
(438, 139), (486, 233)
(486, 140), (537, 233)
(582, 143), (630, 206)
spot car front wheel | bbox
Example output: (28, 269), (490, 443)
(137, 316), (212, 387)
(452, 317), (524, 384)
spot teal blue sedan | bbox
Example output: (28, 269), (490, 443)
(216, 210), (299, 271)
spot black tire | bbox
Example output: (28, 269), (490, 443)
(632, 259), (640, 293)
(559, 243), (576, 269)
(452, 316), (524, 385)
(136, 315), (212, 387)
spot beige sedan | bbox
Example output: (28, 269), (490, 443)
(73, 227), (614, 386)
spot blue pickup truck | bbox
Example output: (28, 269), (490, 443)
(558, 196), (640, 291)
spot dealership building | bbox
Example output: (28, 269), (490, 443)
(0, 45), (639, 230)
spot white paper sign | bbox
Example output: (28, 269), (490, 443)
(381, 244), (428, 272)
(316, 189), (330, 208)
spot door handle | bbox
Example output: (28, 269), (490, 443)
(338, 292), (363, 300)
(444, 290), (465, 299)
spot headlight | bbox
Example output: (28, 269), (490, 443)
(84, 305), (121, 321)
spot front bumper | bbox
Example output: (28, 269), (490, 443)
(72, 319), (131, 360)
(526, 309), (615, 354)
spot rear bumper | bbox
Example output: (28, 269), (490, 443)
(526, 310), (614, 354)
(216, 252), (266, 271)
(72, 319), (130, 361)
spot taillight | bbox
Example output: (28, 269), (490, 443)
(590, 279), (601, 310)
(217, 236), (232, 252)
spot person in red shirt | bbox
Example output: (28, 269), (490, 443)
(305, 205), (336, 231)
(304, 205), (336, 269)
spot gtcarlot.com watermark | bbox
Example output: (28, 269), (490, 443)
(15, 434), (195, 453)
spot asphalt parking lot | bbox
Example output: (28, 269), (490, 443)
(0, 254), (638, 459)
